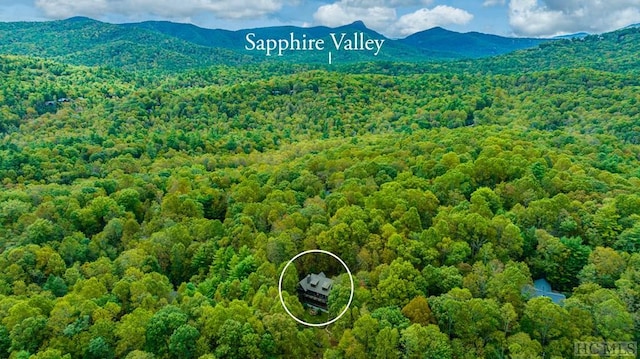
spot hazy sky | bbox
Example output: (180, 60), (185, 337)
(1, 0), (639, 38)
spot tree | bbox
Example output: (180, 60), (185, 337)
(578, 246), (626, 288)
(592, 202), (622, 246)
(506, 332), (543, 359)
(593, 299), (634, 340)
(486, 261), (531, 308)
(169, 243), (187, 285)
(521, 297), (571, 358)
(43, 275), (68, 297)
(114, 188), (143, 220)
(398, 207), (422, 233)
(429, 288), (472, 336)
(496, 303), (519, 357)
(214, 319), (261, 359)
(615, 223), (640, 253)
(115, 308), (152, 357)
(85, 336), (114, 359)
(23, 218), (60, 245)
(458, 213), (493, 258)
(490, 215), (524, 261)
(374, 259), (426, 308)
(29, 348), (72, 359)
(374, 327), (400, 359)
(145, 306), (187, 357)
(261, 313), (304, 357)
(470, 187), (502, 217)
(352, 314), (379, 353)
(337, 329), (367, 359)
(556, 236), (591, 290)
(123, 351), (155, 359)
(75, 196), (123, 236)
(422, 265), (463, 296)
(566, 284), (634, 341)
(0, 199), (31, 226)
(169, 324), (200, 359)
(455, 298), (501, 354)
(530, 230), (590, 291)
(0, 325), (10, 359)
(371, 306), (410, 330)
(400, 324), (452, 359)
(10, 315), (48, 353)
(463, 261), (495, 298)
(401, 296), (433, 326)
(432, 170), (473, 205)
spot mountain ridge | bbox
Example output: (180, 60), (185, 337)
(401, 26), (547, 58)
(0, 17), (555, 71)
(1, 17), (638, 73)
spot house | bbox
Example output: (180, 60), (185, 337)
(298, 272), (333, 310)
(522, 278), (566, 305)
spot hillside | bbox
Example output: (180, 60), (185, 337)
(465, 26), (640, 74)
(0, 16), (639, 359)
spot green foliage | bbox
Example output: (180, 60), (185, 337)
(0, 24), (638, 358)
(168, 324), (199, 359)
(145, 306), (188, 357)
(10, 315), (48, 353)
(0, 325), (9, 359)
(400, 324), (452, 359)
(522, 297), (574, 356)
(86, 336), (114, 359)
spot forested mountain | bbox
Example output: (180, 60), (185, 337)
(0, 17), (550, 71)
(0, 16), (639, 359)
(273, 24), (640, 80)
(0, 17), (254, 71)
(465, 25), (640, 74)
(399, 26), (547, 58)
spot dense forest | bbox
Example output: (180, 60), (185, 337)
(0, 20), (639, 359)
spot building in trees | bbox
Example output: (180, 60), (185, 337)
(522, 278), (566, 305)
(298, 272), (333, 311)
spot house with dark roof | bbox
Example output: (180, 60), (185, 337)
(522, 278), (566, 305)
(298, 272), (333, 311)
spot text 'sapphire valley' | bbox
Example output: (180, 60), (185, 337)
(245, 32), (385, 56)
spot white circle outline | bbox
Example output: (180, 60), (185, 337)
(278, 249), (354, 327)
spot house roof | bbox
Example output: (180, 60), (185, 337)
(533, 278), (552, 292)
(522, 278), (566, 305)
(299, 272), (333, 296)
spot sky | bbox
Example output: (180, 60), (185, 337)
(1, 0), (639, 38)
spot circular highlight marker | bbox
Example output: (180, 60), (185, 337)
(278, 249), (354, 327)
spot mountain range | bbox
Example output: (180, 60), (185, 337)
(0, 17), (550, 71)
(1, 17), (639, 73)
